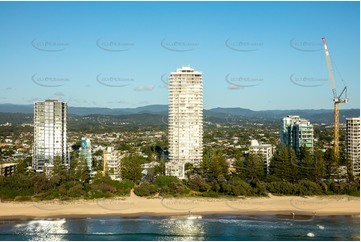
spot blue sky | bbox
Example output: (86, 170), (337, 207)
(0, 1), (359, 110)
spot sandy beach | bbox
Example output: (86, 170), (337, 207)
(0, 192), (359, 219)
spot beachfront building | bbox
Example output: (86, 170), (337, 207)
(346, 117), (360, 177)
(249, 140), (273, 174)
(80, 137), (92, 171)
(0, 163), (16, 176)
(166, 66), (203, 179)
(103, 146), (122, 181)
(32, 99), (67, 171)
(280, 115), (313, 155)
(280, 115), (300, 146)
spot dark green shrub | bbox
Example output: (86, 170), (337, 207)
(296, 180), (322, 196)
(153, 176), (185, 195)
(267, 181), (296, 195)
(254, 181), (267, 196)
(229, 177), (253, 196)
(134, 181), (157, 197)
(202, 191), (219, 197)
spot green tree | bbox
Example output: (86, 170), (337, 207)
(14, 159), (28, 175)
(288, 148), (299, 182)
(77, 157), (90, 183)
(32, 173), (49, 194)
(188, 174), (209, 192)
(93, 149), (103, 157)
(243, 152), (264, 182)
(121, 155), (145, 183)
(53, 155), (68, 177)
(297, 180), (322, 196)
(313, 150), (326, 183)
(154, 160), (166, 177)
(68, 183), (84, 198)
(0, 174), (34, 199)
(134, 181), (157, 196)
(232, 156), (246, 178)
(298, 146), (313, 180)
(324, 148), (338, 180)
(184, 162), (194, 179)
(267, 181), (296, 195)
(269, 145), (287, 181)
(69, 156), (89, 183)
(269, 145), (298, 182)
(153, 175), (185, 195)
(201, 148), (228, 182)
(346, 157), (355, 182)
(228, 176), (253, 196)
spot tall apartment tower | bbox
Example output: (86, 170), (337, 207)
(103, 147), (122, 181)
(346, 117), (360, 177)
(280, 115), (314, 155)
(32, 99), (67, 171)
(81, 137), (92, 171)
(280, 115), (301, 146)
(166, 66), (203, 179)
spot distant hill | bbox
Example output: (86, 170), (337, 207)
(0, 103), (359, 124)
(208, 107), (256, 116)
(206, 108), (359, 123)
(122, 105), (168, 114)
(0, 103), (168, 116)
(0, 103), (34, 113)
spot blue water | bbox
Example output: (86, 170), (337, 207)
(0, 214), (359, 241)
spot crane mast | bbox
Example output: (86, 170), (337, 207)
(321, 37), (348, 160)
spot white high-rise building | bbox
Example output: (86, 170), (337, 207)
(249, 140), (273, 174)
(32, 99), (67, 171)
(346, 117), (360, 177)
(166, 66), (203, 179)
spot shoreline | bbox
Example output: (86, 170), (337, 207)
(0, 211), (359, 221)
(0, 194), (359, 220)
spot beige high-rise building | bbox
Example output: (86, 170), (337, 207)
(103, 146), (122, 181)
(346, 117), (360, 177)
(166, 66), (203, 179)
(32, 99), (67, 171)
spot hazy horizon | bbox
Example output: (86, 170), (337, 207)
(0, 102), (360, 113)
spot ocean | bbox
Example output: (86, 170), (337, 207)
(0, 214), (359, 241)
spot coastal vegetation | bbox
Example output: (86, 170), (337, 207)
(0, 113), (358, 201)
(0, 144), (358, 201)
